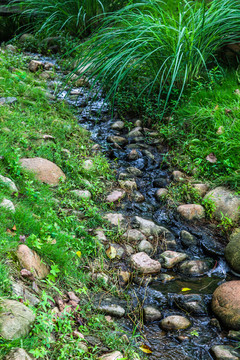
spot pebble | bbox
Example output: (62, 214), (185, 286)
(132, 190), (145, 203)
(155, 188), (168, 201)
(98, 351), (124, 360)
(180, 230), (198, 247)
(107, 136), (127, 146)
(0, 199), (15, 212)
(82, 159), (94, 171)
(97, 304), (125, 317)
(160, 251), (187, 269)
(131, 252), (161, 274)
(95, 229), (108, 244)
(179, 260), (212, 276)
(128, 149), (140, 160)
(111, 121), (125, 130)
(122, 229), (146, 242)
(126, 167), (142, 177)
(106, 190), (126, 203)
(71, 189), (91, 200)
(177, 204), (205, 220)
(143, 306), (162, 322)
(118, 180), (137, 191)
(160, 315), (191, 331)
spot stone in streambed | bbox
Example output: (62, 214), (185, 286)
(111, 121), (125, 130)
(155, 188), (168, 201)
(179, 259), (213, 277)
(225, 230), (240, 273)
(143, 306), (162, 323)
(212, 281), (240, 330)
(160, 251), (187, 269)
(131, 252), (161, 274)
(104, 213), (126, 230)
(177, 204), (205, 220)
(106, 190), (126, 203)
(204, 187), (240, 222)
(138, 240), (153, 255)
(180, 230), (198, 247)
(20, 157), (66, 185)
(160, 315), (191, 331)
(128, 149), (140, 160)
(28, 60), (44, 72)
(126, 167), (142, 177)
(127, 127), (142, 138)
(211, 345), (240, 360)
(107, 136), (127, 146)
(132, 190), (145, 203)
(173, 294), (207, 316)
(118, 180), (137, 191)
(0, 299), (35, 340)
(122, 229), (146, 242)
(16, 244), (49, 279)
(133, 216), (175, 240)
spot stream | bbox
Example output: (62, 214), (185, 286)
(39, 54), (239, 360)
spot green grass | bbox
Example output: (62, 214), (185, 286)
(0, 49), (141, 359)
(159, 70), (240, 189)
(72, 0), (240, 115)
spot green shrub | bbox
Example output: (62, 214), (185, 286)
(73, 0), (240, 115)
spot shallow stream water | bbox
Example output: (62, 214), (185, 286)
(38, 55), (239, 359)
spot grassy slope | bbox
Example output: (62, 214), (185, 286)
(0, 49), (140, 359)
(158, 71), (240, 190)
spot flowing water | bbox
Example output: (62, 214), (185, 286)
(39, 55), (239, 359)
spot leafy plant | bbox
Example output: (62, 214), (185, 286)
(73, 0), (240, 115)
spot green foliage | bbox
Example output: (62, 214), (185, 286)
(159, 71), (240, 189)
(166, 182), (202, 206)
(74, 0), (240, 115)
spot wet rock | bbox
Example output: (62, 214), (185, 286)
(0, 97), (17, 106)
(138, 240), (153, 255)
(134, 216), (175, 240)
(153, 177), (169, 188)
(0, 175), (18, 193)
(0, 299), (35, 340)
(82, 159), (94, 171)
(126, 167), (142, 177)
(97, 303), (125, 317)
(12, 282), (39, 306)
(111, 121), (125, 130)
(211, 345), (240, 360)
(5, 348), (33, 360)
(173, 294), (207, 316)
(192, 183), (209, 197)
(160, 251), (187, 269)
(128, 149), (140, 160)
(122, 229), (146, 242)
(225, 230), (240, 273)
(180, 230), (198, 247)
(130, 286), (167, 307)
(71, 189), (91, 200)
(20, 157), (66, 185)
(179, 259), (213, 277)
(132, 190), (145, 203)
(159, 273), (175, 283)
(155, 188), (168, 201)
(28, 60), (43, 72)
(127, 127), (142, 138)
(177, 204), (205, 220)
(201, 236), (224, 256)
(143, 149), (155, 160)
(212, 281), (240, 330)
(173, 170), (187, 182)
(107, 136), (127, 146)
(118, 180), (137, 191)
(131, 252), (161, 274)
(143, 306), (162, 323)
(98, 351), (123, 360)
(16, 244), (49, 279)
(106, 190), (126, 203)
(104, 213), (126, 229)
(204, 187), (240, 222)
(0, 199), (15, 212)
(133, 275), (154, 286)
(160, 315), (191, 331)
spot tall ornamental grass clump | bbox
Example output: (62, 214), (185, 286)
(9, 0), (105, 36)
(74, 0), (240, 113)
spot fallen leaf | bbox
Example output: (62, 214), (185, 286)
(206, 153), (217, 163)
(225, 108), (232, 115)
(76, 251), (81, 258)
(139, 344), (153, 354)
(181, 287), (191, 292)
(106, 245), (117, 259)
(12, 225), (16, 231)
(214, 105), (219, 111)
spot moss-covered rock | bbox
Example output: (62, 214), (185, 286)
(225, 229), (240, 273)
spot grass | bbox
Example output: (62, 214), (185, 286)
(0, 48), (142, 359)
(72, 0), (240, 115)
(159, 70), (240, 190)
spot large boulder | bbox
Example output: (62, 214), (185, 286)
(212, 281), (240, 330)
(204, 187), (240, 222)
(5, 348), (34, 360)
(16, 245), (49, 279)
(0, 299), (35, 340)
(225, 230), (240, 273)
(20, 157), (66, 185)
